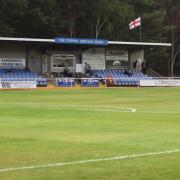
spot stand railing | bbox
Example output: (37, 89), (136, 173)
(1, 77), (180, 88)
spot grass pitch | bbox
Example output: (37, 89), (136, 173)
(0, 88), (180, 180)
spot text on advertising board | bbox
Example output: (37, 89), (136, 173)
(0, 81), (37, 89)
(81, 79), (99, 87)
(0, 58), (26, 68)
(54, 38), (108, 46)
(57, 79), (75, 87)
(140, 79), (180, 87)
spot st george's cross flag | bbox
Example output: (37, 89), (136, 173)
(129, 17), (141, 30)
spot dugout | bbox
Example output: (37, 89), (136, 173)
(0, 37), (171, 76)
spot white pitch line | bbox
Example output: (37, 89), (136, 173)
(44, 107), (136, 113)
(0, 149), (180, 173)
(0, 103), (136, 113)
(44, 106), (137, 113)
(1, 103), (180, 114)
(136, 111), (180, 114)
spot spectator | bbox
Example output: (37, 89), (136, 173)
(25, 67), (30, 72)
(85, 62), (91, 76)
(137, 59), (142, 72)
(142, 60), (147, 74)
(63, 66), (71, 77)
(128, 69), (133, 77)
(124, 69), (129, 76)
(124, 69), (132, 77)
(133, 60), (138, 71)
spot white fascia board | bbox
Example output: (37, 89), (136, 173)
(0, 37), (54, 43)
(108, 41), (172, 47)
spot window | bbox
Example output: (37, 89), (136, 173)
(52, 54), (74, 68)
(106, 50), (128, 69)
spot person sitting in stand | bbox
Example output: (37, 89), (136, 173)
(128, 69), (133, 77)
(63, 66), (71, 77)
(124, 69), (129, 76)
(25, 67), (30, 72)
(85, 62), (91, 76)
(124, 69), (132, 77)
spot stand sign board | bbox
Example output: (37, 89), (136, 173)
(55, 38), (108, 46)
(0, 58), (26, 68)
(81, 79), (99, 87)
(57, 79), (75, 87)
(140, 79), (180, 87)
(0, 81), (37, 89)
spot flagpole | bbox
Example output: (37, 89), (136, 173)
(140, 18), (142, 42)
(140, 22), (142, 42)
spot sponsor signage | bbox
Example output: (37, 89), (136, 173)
(106, 50), (129, 69)
(0, 81), (37, 89)
(81, 79), (99, 87)
(57, 78), (75, 87)
(0, 58), (26, 68)
(140, 80), (156, 87)
(140, 79), (180, 87)
(54, 38), (108, 46)
(106, 50), (128, 61)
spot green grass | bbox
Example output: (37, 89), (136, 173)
(0, 88), (180, 180)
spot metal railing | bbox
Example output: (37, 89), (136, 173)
(147, 68), (164, 77)
(1, 77), (180, 88)
(54, 77), (180, 87)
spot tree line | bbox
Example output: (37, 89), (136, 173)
(0, 0), (179, 76)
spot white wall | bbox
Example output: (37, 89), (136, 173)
(28, 47), (42, 73)
(42, 54), (48, 73)
(82, 48), (105, 70)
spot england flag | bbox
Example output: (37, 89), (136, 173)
(129, 17), (141, 30)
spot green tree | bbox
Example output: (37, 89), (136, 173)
(160, 0), (180, 76)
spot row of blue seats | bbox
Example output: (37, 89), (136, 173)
(0, 75), (39, 78)
(113, 79), (140, 86)
(92, 70), (149, 78)
(92, 70), (151, 86)
(0, 72), (39, 77)
(0, 68), (47, 86)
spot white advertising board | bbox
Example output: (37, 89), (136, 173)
(140, 79), (180, 87)
(0, 58), (26, 68)
(0, 81), (37, 89)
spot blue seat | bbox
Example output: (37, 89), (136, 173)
(91, 69), (150, 86)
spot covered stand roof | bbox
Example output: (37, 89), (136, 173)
(0, 37), (172, 48)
